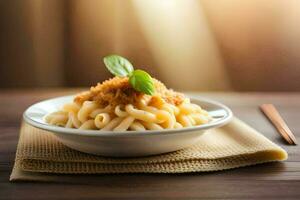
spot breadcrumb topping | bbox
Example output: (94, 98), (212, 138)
(74, 77), (184, 107)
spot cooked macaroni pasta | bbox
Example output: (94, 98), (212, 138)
(45, 96), (211, 131)
(45, 77), (212, 131)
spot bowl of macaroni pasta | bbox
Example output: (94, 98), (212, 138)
(23, 79), (232, 157)
(23, 55), (233, 157)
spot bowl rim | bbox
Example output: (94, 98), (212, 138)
(23, 95), (233, 137)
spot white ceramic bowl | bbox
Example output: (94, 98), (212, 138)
(23, 96), (233, 157)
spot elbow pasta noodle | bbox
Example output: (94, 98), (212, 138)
(65, 112), (81, 128)
(125, 104), (156, 123)
(94, 113), (111, 129)
(113, 116), (135, 131)
(89, 105), (112, 118)
(45, 96), (212, 131)
(129, 121), (146, 131)
(142, 121), (164, 130)
(79, 119), (96, 130)
(177, 115), (193, 127)
(101, 117), (124, 131)
(77, 101), (99, 123)
(115, 105), (128, 117)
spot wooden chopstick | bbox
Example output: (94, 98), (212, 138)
(260, 104), (297, 145)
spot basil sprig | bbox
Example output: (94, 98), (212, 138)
(129, 70), (155, 95)
(103, 55), (155, 95)
(103, 55), (134, 77)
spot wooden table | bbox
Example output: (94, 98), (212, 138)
(1, 90), (300, 199)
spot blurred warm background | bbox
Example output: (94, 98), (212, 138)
(1, 0), (300, 91)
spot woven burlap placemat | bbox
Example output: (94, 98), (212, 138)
(10, 118), (287, 181)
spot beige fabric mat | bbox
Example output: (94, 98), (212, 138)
(10, 118), (287, 181)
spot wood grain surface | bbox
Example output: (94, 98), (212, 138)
(1, 90), (300, 199)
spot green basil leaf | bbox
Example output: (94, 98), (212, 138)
(103, 55), (134, 77)
(129, 70), (155, 95)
